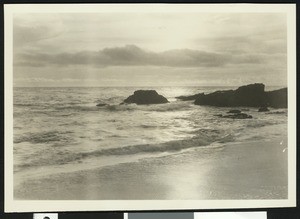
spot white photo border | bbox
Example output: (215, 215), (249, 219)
(4, 3), (297, 212)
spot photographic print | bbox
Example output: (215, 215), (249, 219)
(4, 4), (296, 212)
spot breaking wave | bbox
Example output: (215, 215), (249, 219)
(15, 129), (234, 170)
(14, 130), (73, 144)
(103, 101), (192, 112)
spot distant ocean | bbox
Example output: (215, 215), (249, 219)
(13, 86), (287, 183)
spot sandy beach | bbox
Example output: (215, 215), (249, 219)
(14, 137), (287, 200)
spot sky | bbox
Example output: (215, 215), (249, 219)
(13, 12), (287, 87)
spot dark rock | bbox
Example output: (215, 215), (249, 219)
(194, 89), (235, 106)
(227, 109), (241, 114)
(96, 103), (107, 107)
(194, 83), (266, 107)
(123, 90), (169, 105)
(236, 83), (265, 95)
(194, 83), (287, 108)
(222, 113), (253, 119)
(214, 114), (223, 117)
(176, 93), (205, 101)
(234, 84), (267, 107)
(258, 107), (269, 112)
(265, 88), (287, 108)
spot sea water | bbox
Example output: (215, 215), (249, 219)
(13, 86), (287, 182)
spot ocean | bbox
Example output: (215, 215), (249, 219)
(13, 86), (287, 186)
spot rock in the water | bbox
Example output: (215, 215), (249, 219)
(96, 103), (107, 107)
(222, 113), (253, 119)
(227, 109), (241, 114)
(176, 93), (205, 101)
(123, 90), (169, 105)
(266, 111), (286, 115)
(236, 83), (265, 95)
(258, 107), (269, 112)
(265, 88), (287, 108)
(194, 89), (234, 106)
(194, 83), (287, 108)
(194, 83), (266, 107)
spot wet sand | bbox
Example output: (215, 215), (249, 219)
(14, 137), (288, 200)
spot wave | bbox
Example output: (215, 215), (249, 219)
(15, 129), (234, 170)
(245, 120), (280, 128)
(140, 124), (161, 129)
(53, 103), (136, 112)
(14, 130), (73, 144)
(97, 96), (124, 103)
(16, 99), (192, 114)
(141, 102), (192, 112)
(89, 132), (233, 157)
(266, 111), (287, 115)
(55, 105), (100, 112)
(14, 103), (37, 107)
(104, 104), (135, 112)
(103, 101), (192, 112)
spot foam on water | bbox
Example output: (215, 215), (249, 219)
(13, 86), (287, 178)
(14, 128), (234, 172)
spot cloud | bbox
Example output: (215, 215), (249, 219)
(15, 44), (277, 68)
(12, 13), (287, 87)
(195, 34), (286, 55)
(13, 23), (65, 50)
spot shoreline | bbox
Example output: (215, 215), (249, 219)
(14, 137), (288, 200)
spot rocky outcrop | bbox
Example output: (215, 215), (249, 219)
(194, 83), (266, 107)
(265, 88), (287, 108)
(258, 107), (269, 112)
(222, 113), (253, 119)
(122, 90), (169, 105)
(194, 83), (287, 108)
(216, 109), (253, 119)
(96, 103), (107, 107)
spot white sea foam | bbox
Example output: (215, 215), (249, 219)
(13, 86), (287, 176)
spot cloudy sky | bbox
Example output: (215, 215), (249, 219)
(13, 13), (287, 87)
